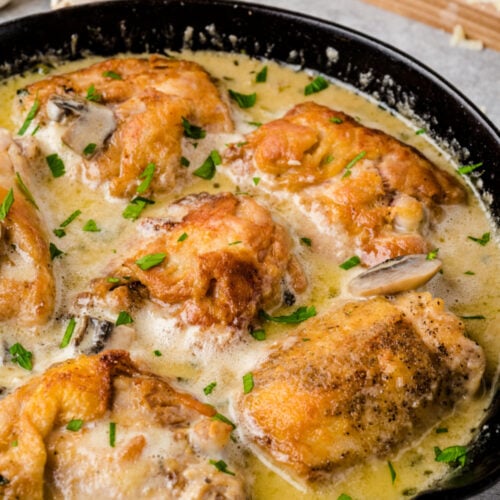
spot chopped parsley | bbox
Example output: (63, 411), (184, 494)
(180, 156), (190, 167)
(460, 315), (486, 320)
(464, 270), (475, 275)
(53, 228), (66, 238)
(0, 188), (14, 221)
(228, 89), (257, 108)
(260, 306), (316, 324)
(467, 232), (490, 246)
(228, 240), (242, 246)
(181, 117), (206, 139)
(304, 76), (329, 95)
(436, 427), (448, 434)
(212, 412), (236, 429)
(203, 382), (217, 395)
(255, 66), (268, 83)
(60, 209), (82, 227)
(434, 445), (467, 467)
(426, 248), (439, 260)
(243, 372), (254, 394)
(15, 173), (38, 209)
(153, 350), (162, 357)
(209, 459), (235, 476)
(388, 461), (396, 484)
(458, 162), (483, 175)
(85, 84), (102, 102)
(83, 219), (101, 232)
(177, 232), (188, 242)
(135, 252), (166, 270)
(193, 150), (222, 180)
(300, 237), (312, 247)
(342, 151), (367, 178)
(122, 196), (154, 221)
(102, 70), (122, 80)
(107, 277), (121, 283)
(339, 255), (361, 270)
(250, 329), (266, 341)
(415, 128), (427, 135)
(60, 318), (76, 348)
(66, 419), (83, 431)
(109, 422), (116, 447)
(49, 242), (64, 260)
(83, 143), (97, 156)
(136, 163), (156, 194)
(46, 153), (66, 178)
(330, 117), (343, 124)
(116, 311), (133, 326)
(252, 177), (261, 186)
(31, 124), (41, 136)
(18, 97), (40, 136)
(337, 495), (352, 500)
(247, 121), (262, 127)
(9, 343), (33, 371)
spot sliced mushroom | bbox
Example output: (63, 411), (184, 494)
(73, 315), (115, 354)
(47, 94), (116, 156)
(348, 254), (442, 297)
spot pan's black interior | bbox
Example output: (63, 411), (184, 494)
(0, 1), (499, 497)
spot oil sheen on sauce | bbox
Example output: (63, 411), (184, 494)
(0, 50), (499, 500)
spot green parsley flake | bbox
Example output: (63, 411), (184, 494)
(60, 318), (76, 348)
(434, 445), (467, 467)
(86, 84), (102, 102)
(31, 124), (41, 136)
(107, 277), (120, 283)
(122, 196), (154, 221)
(136, 163), (156, 194)
(18, 97), (40, 136)
(415, 128), (427, 135)
(468, 232), (490, 246)
(252, 177), (261, 186)
(181, 117), (206, 139)
(458, 162), (483, 175)
(460, 315), (486, 320)
(0, 188), (14, 221)
(260, 306), (316, 324)
(11, 440), (18, 448)
(66, 419), (84, 431)
(203, 382), (217, 395)
(177, 232), (188, 242)
(60, 209), (82, 228)
(15, 172), (38, 209)
(180, 156), (190, 167)
(228, 240), (242, 246)
(388, 461), (396, 484)
(49, 242), (64, 260)
(153, 350), (162, 357)
(339, 255), (361, 270)
(46, 153), (66, 178)
(304, 76), (329, 95)
(330, 117), (343, 124)
(248, 121), (262, 127)
(464, 270), (475, 275)
(256, 66), (268, 83)
(116, 311), (133, 326)
(228, 89), (257, 109)
(300, 237), (312, 247)
(136, 252), (166, 270)
(426, 248), (439, 260)
(83, 143), (97, 156)
(83, 219), (101, 232)
(212, 412), (236, 429)
(102, 70), (122, 80)
(337, 495), (352, 500)
(109, 422), (116, 447)
(209, 459), (235, 476)
(193, 150), (222, 180)
(250, 329), (266, 341)
(342, 151), (367, 178)
(9, 343), (33, 371)
(243, 372), (254, 394)
(436, 427), (448, 434)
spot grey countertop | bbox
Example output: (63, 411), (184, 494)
(0, 0), (499, 499)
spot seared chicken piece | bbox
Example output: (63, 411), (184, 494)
(237, 292), (485, 484)
(15, 56), (233, 198)
(224, 102), (466, 265)
(0, 350), (245, 499)
(88, 192), (306, 329)
(0, 129), (54, 325)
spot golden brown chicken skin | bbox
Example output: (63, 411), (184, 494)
(224, 102), (466, 265)
(0, 350), (245, 499)
(88, 192), (306, 329)
(237, 292), (485, 484)
(15, 56), (233, 198)
(0, 130), (54, 325)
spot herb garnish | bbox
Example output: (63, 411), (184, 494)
(436, 427), (448, 434)
(330, 117), (343, 124)
(9, 343), (33, 371)
(85, 84), (102, 102)
(46, 153), (66, 178)
(460, 315), (486, 320)
(102, 70), (122, 80)
(153, 350), (162, 357)
(250, 329), (266, 341)
(243, 372), (254, 394)
(415, 128), (427, 135)
(116, 311), (133, 326)
(255, 66), (268, 83)
(177, 232), (188, 242)
(66, 419), (83, 431)
(464, 270), (476, 275)
(181, 117), (206, 139)
(15, 173), (38, 209)
(60, 209), (82, 228)
(109, 422), (116, 447)
(209, 459), (235, 476)
(204, 382), (217, 395)
(193, 150), (222, 180)
(122, 196), (154, 221)
(83, 219), (101, 232)
(468, 232), (490, 246)
(49, 242), (64, 260)
(83, 143), (97, 156)
(212, 412), (236, 429)
(18, 97), (40, 136)
(228, 240), (242, 246)
(300, 237), (312, 247)
(228, 90), (257, 109)
(434, 445), (467, 467)
(337, 495), (352, 500)
(136, 163), (156, 194)
(304, 76), (329, 95)
(0, 188), (14, 221)
(342, 151), (367, 178)
(107, 277), (120, 283)
(135, 253), (166, 270)
(247, 121), (262, 127)
(260, 306), (316, 324)
(60, 318), (76, 348)
(180, 156), (190, 167)
(458, 162), (483, 175)
(388, 461), (396, 484)
(426, 248), (439, 260)
(339, 255), (361, 270)
(252, 177), (261, 186)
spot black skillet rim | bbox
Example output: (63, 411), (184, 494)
(0, 0), (499, 498)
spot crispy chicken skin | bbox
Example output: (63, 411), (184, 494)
(237, 292), (485, 483)
(89, 192), (306, 329)
(0, 350), (244, 499)
(225, 102), (466, 265)
(16, 56), (233, 197)
(0, 130), (54, 325)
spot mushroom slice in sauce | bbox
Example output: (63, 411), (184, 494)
(348, 254), (442, 296)
(47, 94), (116, 155)
(72, 315), (115, 354)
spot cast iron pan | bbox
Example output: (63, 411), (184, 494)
(0, 1), (499, 498)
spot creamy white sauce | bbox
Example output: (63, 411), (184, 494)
(0, 50), (499, 499)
